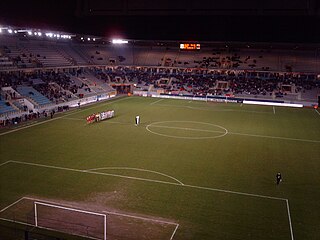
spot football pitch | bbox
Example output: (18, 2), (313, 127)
(0, 96), (319, 240)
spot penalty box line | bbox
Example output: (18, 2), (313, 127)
(0, 196), (179, 240)
(1, 160), (294, 240)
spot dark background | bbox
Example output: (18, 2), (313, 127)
(0, 0), (319, 43)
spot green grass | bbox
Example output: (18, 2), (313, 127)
(0, 96), (319, 240)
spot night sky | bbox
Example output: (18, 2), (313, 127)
(1, 0), (319, 43)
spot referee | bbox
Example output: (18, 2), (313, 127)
(135, 115), (140, 126)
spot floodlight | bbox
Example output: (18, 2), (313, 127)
(38, 32), (42, 36)
(57, 34), (60, 38)
(14, 30), (17, 33)
(8, 29), (13, 34)
(28, 31), (32, 35)
(93, 38), (96, 41)
(0, 28), (2, 33)
(87, 38), (91, 41)
(112, 39), (128, 44)
(80, 37), (84, 40)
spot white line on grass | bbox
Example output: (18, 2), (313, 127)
(87, 167), (184, 185)
(5, 160), (287, 201)
(229, 131), (320, 143)
(1, 196), (179, 240)
(315, 109), (320, 116)
(146, 124), (320, 143)
(170, 224), (180, 240)
(2, 161), (294, 240)
(0, 161), (11, 167)
(150, 98), (164, 105)
(286, 199), (295, 240)
(0, 97), (130, 136)
(0, 197), (25, 213)
(148, 124), (227, 134)
(273, 106), (276, 114)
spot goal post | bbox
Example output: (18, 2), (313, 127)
(34, 201), (107, 240)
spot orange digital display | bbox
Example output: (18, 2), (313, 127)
(180, 43), (200, 50)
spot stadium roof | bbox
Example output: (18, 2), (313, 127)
(0, 0), (319, 43)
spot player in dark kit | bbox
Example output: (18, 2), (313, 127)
(276, 172), (282, 185)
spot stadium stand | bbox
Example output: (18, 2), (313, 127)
(0, 32), (319, 125)
(16, 86), (52, 106)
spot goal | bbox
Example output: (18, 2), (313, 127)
(34, 201), (107, 240)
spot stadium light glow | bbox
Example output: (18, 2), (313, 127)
(8, 29), (13, 34)
(112, 39), (128, 44)
(14, 30), (17, 34)
(87, 37), (91, 41)
(57, 34), (60, 38)
(0, 28), (2, 33)
(38, 32), (42, 36)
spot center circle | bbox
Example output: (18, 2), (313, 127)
(146, 121), (228, 139)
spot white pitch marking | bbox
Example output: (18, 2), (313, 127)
(148, 124), (226, 134)
(0, 97), (129, 136)
(170, 224), (180, 240)
(188, 100), (192, 103)
(229, 131), (320, 143)
(7, 160), (182, 186)
(22, 196), (178, 226)
(6, 160), (287, 201)
(146, 122), (320, 143)
(273, 106), (276, 115)
(315, 109), (320, 116)
(103, 210), (178, 226)
(2, 196), (178, 240)
(87, 167), (184, 185)
(0, 197), (25, 213)
(286, 199), (295, 240)
(146, 121), (228, 139)
(0, 161), (11, 167)
(240, 103), (243, 107)
(150, 98), (164, 105)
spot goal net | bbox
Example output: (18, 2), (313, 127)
(34, 201), (106, 240)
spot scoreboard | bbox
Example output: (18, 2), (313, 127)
(180, 43), (200, 50)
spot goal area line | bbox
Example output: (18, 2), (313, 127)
(0, 196), (179, 240)
(0, 160), (294, 240)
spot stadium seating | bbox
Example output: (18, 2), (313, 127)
(16, 86), (52, 106)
